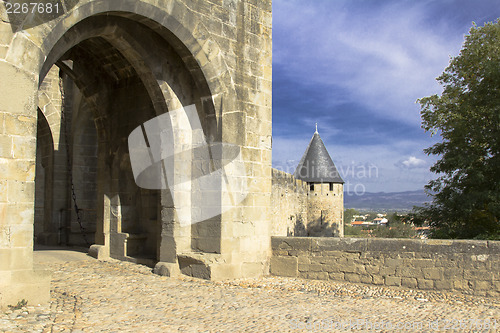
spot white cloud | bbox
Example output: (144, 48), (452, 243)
(396, 156), (427, 169)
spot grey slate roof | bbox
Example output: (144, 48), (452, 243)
(294, 130), (344, 183)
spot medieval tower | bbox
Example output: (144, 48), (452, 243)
(294, 125), (344, 237)
(270, 125), (344, 237)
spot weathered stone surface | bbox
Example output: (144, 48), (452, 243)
(1, 0), (273, 310)
(422, 239), (489, 254)
(401, 277), (418, 289)
(367, 238), (422, 252)
(270, 256), (297, 277)
(271, 237), (500, 296)
(0, 268), (50, 311)
(6, 256), (499, 332)
(344, 273), (361, 283)
(379, 265), (397, 277)
(417, 278), (434, 290)
(88, 244), (109, 260)
(271, 167), (344, 238)
(300, 271), (328, 280)
(422, 268), (443, 280)
(397, 266), (423, 279)
(372, 275), (384, 285)
(270, 169), (308, 237)
(434, 280), (453, 290)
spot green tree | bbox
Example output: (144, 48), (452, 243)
(371, 223), (416, 239)
(343, 225), (363, 237)
(416, 20), (500, 239)
(387, 212), (401, 225)
(365, 212), (378, 221)
(372, 212), (417, 239)
(343, 208), (359, 225)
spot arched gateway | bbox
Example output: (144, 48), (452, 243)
(0, 0), (272, 308)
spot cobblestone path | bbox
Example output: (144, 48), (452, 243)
(1, 250), (499, 332)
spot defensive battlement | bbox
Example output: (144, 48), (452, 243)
(271, 168), (308, 193)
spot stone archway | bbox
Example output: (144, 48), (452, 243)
(0, 0), (272, 309)
(37, 13), (222, 266)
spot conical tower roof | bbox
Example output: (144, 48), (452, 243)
(294, 126), (344, 183)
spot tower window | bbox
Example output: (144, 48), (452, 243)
(329, 182), (334, 191)
(310, 184), (314, 191)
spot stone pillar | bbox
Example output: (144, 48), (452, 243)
(89, 126), (111, 260)
(0, 62), (50, 310)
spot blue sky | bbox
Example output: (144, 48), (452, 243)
(271, 0), (499, 193)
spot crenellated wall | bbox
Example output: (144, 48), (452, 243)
(271, 168), (308, 236)
(271, 169), (344, 237)
(271, 237), (500, 297)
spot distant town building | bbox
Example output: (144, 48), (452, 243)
(414, 226), (431, 239)
(373, 217), (388, 225)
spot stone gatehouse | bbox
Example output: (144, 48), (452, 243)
(0, 0), (272, 309)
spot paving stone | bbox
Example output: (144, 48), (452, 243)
(1, 257), (499, 332)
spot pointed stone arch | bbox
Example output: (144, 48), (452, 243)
(6, 1), (237, 121)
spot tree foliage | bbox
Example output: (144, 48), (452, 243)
(416, 20), (500, 239)
(343, 208), (360, 224)
(387, 212), (401, 224)
(371, 223), (416, 239)
(344, 225), (363, 237)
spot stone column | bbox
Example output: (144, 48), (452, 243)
(0, 62), (50, 310)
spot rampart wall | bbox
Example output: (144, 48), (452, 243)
(271, 237), (500, 296)
(271, 169), (308, 236)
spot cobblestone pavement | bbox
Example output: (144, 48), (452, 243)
(1, 251), (499, 332)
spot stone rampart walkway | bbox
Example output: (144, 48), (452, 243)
(1, 248), (499, 332)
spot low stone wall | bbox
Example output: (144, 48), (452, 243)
(270, 237), (500, 297)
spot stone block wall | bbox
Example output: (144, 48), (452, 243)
(271, 237), (500, 297)
(307, 183), (343, 237)
(271, 169), (307, 236)
(271, 169), (344, 237)
(1, 0), (272, 308)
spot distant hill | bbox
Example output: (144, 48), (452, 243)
(344, 189), (431, 212)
